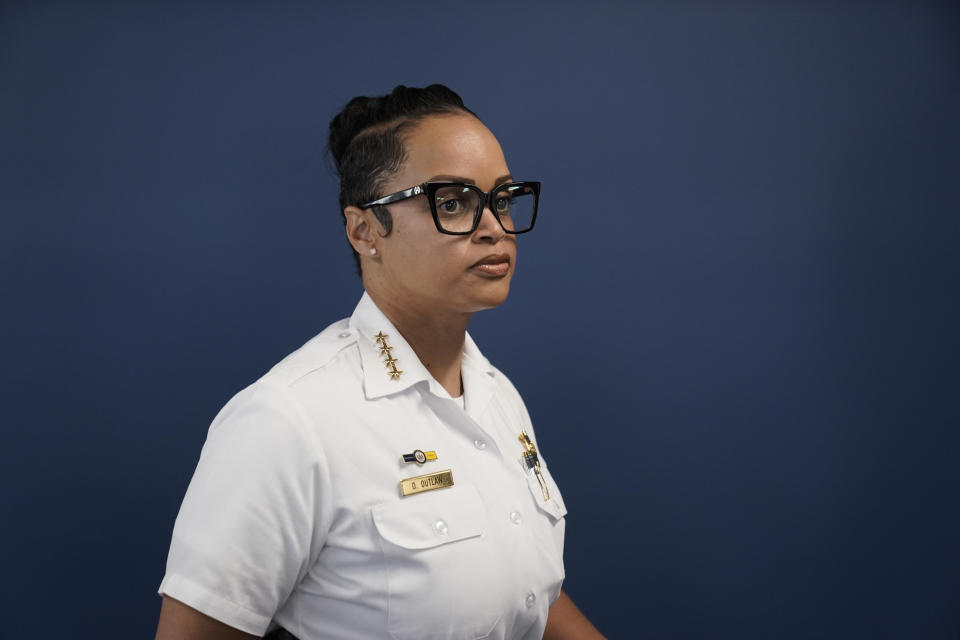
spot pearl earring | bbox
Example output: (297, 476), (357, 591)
(369, 248), (377, 255)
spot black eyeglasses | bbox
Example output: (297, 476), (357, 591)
(360, 181), (540, 235)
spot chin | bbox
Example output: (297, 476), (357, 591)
(467, 279), (512, 311)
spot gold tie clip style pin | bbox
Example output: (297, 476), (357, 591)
(519, 431), (550, 501)
(374, 331), (402, 380)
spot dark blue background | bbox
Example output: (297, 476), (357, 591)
(2, 2), (958, 638)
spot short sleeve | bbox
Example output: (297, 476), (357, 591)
(158, 380), (332, 635)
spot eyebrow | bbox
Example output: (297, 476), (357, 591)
(425, 174), (514, 186)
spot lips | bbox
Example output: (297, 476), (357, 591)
(470, 253), (511, 277)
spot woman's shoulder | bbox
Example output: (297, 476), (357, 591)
(261, 318), (363, 388)
(208, 318), (365, 436)
(203, 319), (364, 457)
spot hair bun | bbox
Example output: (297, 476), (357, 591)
(328, 84), (471, 171)
(328, 95), (386, 170)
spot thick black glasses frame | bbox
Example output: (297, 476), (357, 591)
(359, 181), (540, 235)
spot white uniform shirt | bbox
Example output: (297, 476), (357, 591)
(159, 293), (567, 639)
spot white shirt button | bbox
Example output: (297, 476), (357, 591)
(473, 439), (486, 450)
(510, 511), (522, 525)
(525, 591), (536, 608)
(338, 331), (351, 339)
(434, 519), (448, 536)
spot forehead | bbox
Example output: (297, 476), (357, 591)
(398, 113), (509, 186)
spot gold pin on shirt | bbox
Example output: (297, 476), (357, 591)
(374, 331), (403, 380)
(519, 431), (550, 501)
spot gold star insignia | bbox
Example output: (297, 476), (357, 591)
(375, 331), (403, 381)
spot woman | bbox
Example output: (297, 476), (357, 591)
(155, 84), (604, 640)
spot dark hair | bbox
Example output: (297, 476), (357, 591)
(328, 84), (478, 275)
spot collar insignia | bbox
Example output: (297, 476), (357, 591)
(374, 331), (403, 380)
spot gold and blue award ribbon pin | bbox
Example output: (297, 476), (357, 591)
(402, 449), (438, 465)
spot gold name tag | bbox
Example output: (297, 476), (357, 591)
(400, 469), (454, 497)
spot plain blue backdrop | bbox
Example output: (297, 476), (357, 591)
(1, 1), (958, 638)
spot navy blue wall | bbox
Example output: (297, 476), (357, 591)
(2, 2), (958, 637)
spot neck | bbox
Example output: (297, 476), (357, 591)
(367, 290), (469, 397)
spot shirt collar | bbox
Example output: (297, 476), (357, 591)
(349, 292), (497, 406)
(461, 332), (497, 419)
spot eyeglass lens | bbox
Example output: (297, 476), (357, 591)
(433, 184), (536, 233)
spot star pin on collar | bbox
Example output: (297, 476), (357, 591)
(374, 331), (403, 380)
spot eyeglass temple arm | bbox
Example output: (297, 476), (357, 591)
(360, 184), (425, 209)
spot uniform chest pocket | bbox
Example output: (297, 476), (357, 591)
(525, 465), (568, 522)
(371, 484), (502, 640)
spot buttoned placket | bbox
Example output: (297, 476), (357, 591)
(426, 382), (551, 632)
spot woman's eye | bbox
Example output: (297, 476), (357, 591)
(438, 198), (464, 214)
(495, 196), (511, 212)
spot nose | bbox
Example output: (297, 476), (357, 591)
(473, 204), (506, 243)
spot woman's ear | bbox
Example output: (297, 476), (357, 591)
(344, 206), (376, 256)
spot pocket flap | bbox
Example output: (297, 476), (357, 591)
(372, 483), (486, 550)
(526, 467), (568, 521)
